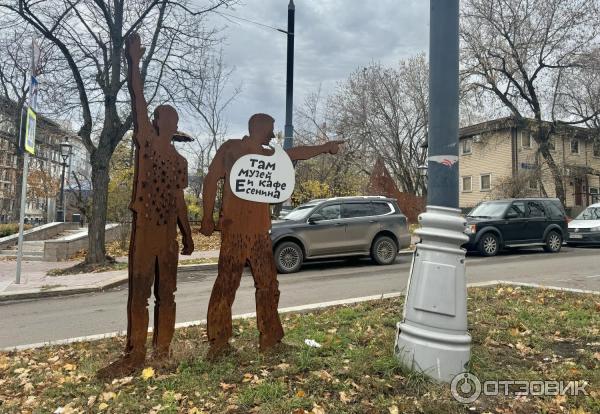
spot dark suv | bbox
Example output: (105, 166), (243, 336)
(270, 196), (411, 273)
(464, 198), (568, 256)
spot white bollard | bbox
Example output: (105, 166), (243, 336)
(395, 206), (471, 383)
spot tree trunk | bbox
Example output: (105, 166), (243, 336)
(86, 151), (111, 264)
(539, 145), (566, 205)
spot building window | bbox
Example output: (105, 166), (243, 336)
(593, 141), (600, 158)
(529, 178), (537, 190)
(591, 188), (599, 204)
(521, 131), (532, 148)
(462, 176), (472, 192)
(480, 174), (491, 191)
(462, 138), (472, 155)
(570, 139), (580, 154)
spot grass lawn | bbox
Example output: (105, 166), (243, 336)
(0, 287), (598, 413)
(47, 261), (128, 277)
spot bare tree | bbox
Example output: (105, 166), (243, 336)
(183, 49), (240, 197)
(67, 171), (92, 224)
(294, 87), (371, 199)
(461, 0), (600, 204)
(0, 0), (235, 264)
(491, 170), (539, 199)
(324, 56), (429, 196)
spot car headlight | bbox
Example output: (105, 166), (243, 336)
(591, 226), (600, 232)
(466, 224), (477, 234)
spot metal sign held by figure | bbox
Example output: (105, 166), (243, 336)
(98, 33), (194, 378)
(201, 113), (343, 358)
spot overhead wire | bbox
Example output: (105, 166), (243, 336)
(213, 10), (288, 34)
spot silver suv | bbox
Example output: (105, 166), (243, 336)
(270, 196), (411, 273)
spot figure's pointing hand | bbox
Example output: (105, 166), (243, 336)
(326, 140), (345, 155)
(126, 33), (145, 62)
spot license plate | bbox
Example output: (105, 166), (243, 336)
(570, 233), (583, 239)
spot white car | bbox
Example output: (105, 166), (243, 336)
(567, 202), (600, 246)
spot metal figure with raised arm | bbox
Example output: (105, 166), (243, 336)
(98, 33), (194, 378)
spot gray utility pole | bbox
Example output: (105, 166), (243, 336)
(283, 0), (295, 150)
(395, 0), (471, 383)
(16, 38), (40, 285)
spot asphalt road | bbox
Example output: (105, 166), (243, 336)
(1, 246), (599, 348)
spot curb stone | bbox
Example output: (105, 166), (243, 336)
(3, 279), (598, 351)
(0, 262), (218, 302)
(0, 250), (416, 302)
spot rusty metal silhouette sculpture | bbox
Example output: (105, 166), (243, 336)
(98, 34), (194, 378)
(201, 114), (343, 357)
(367, 157), (425, 224)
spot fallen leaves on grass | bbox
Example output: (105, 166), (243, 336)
(0, 287), (598, 413)
(141, 367), (155, 380)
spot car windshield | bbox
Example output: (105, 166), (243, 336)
(575, 207), (600, 220)
(283, 204), (316, 220)
(468, 202), (510, 218)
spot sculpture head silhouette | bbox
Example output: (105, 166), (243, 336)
(248, 113), (276, 146)
(153, 105), (179, 140)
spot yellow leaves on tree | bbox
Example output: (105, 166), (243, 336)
(27, 168), (59, 201)
(292, 180), (332, 205)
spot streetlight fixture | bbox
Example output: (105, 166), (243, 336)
(56, 138), (73, 222)
(417, 164), (428, 178)
(394, 0), (470, 383)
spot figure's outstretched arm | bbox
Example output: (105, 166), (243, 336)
(286, 140), (345, 161)
(125, 33), (151, 140)
(177, 162), (194, 255)
(200, 144), (227, 236)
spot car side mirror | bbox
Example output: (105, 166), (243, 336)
(505, 211), (518, 219)
(308, 214), (324, 224)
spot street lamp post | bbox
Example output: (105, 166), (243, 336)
(283, 0), (295, 151)
(56, 139), (72, 222)
(394, 0), (471, 383)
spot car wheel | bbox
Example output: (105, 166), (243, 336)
(543, 230), (562, 253)
(478, 233), (499, 257)
(371, 236), (398, 265)
(274, 241), (303, 274)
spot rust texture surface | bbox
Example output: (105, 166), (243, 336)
(98, 34), (194, 378)
(201, 113), (343, 357)
(367, 157), (425, 224)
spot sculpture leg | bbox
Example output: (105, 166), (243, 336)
(152, 240), (178, 359)
(248, 234), (283, 351)
(125, 254), (155, 357)
(207, 233), (245, 354)
(97, 243), (154, 378)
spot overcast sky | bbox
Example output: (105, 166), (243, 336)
(201, 0), (429, 138)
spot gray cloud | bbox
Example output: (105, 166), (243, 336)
(198, 1), (429, 137)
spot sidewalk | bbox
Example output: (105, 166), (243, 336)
(0, 235), (420, 301)
(0, 249), (220, 301)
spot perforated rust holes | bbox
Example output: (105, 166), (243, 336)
(137, 146), (183, 225)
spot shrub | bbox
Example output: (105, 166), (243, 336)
(0, 223), (32, 238)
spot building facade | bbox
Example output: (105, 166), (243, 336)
(0, 96), (84, 223)
(459, 117), (600, 215)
